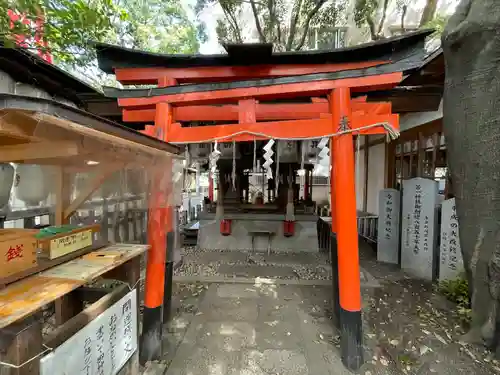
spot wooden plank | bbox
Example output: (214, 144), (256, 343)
(0, 142), (79, 163)
(166, 113), (398, 144)
(114, 61), (388, 84)
(74, 287), (115, 304)
(0, 244), (148, 329)
(44, 285), (129, 351)
(54, 291), (83, 327)
(63, 166), (121, 220)
(122, 101), (391, 123)
(117, 72), (403, 107)
(54, 168), (71, 226)
(0, 241), (107, 289)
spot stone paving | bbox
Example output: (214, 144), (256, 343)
(143, 244), (500, 375)
(164, 282), (350, 375)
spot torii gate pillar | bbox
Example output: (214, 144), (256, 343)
(330, 87), (363, 370)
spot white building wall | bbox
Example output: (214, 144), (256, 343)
(366, 143), (386, 214)
(354, 135), (387, 215)
(355, 148), (366, 212)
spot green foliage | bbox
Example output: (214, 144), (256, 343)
(199, 0), (348, 51)
(421, 14), (448, 36)
(110, 0), (202, 54)
(438, 275), (471, 324)
(0, 0), (124, 65)
(1, 0), (203, 68)
(353, 0), (378, 28)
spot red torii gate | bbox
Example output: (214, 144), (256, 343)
(96, 30), (431, 370)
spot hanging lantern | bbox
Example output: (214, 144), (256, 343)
(0, 163), (14, 211)
(15, 164), (51, 206)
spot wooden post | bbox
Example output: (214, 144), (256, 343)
(208, 173), (213, 202)
(304, 168), (309, 201)
(330, 87), (363, 371)
(140, 101), (172, 364)
(163, 195), (174, 323)
(329, 130), (340, 328)
(0, 315), (43, 375)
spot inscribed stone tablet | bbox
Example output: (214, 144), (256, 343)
(439, 198), (464, 281)
(401, 178), (438, 280)
(377, 189), (401, 264)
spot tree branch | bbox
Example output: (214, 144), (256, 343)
(294, 0), (328, 51)
(286, 0), (304, 51)
(366, 15), (378, 40)
(419, 0), (438, 27)
(221, 5), (243, 43)
(377, 0), (390, 36)
(400, 5), (408, 32)
(250, 0), (267, 42)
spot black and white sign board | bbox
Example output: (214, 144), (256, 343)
(40, 289), (138, 375)
(439, 198), (464, 281)
(377, 189), (401, 264)
(401, 178), (438, 280)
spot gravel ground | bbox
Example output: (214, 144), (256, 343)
(358, 241), (500, 375)
(176, 246), (332, 281)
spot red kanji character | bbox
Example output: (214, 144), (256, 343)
(6, 244), (23, 262)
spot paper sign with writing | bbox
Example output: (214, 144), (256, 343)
(439, 198), (464, 281)
(377, 189), (401, 264)
(401, 178), (438, 280)
(50, 230), (93, 259)
(40, 289), (138, 375)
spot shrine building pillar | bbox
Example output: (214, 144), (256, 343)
(330, 87), (363, 370)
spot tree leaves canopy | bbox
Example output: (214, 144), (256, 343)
(0, 0), (204, 67)
(197, 0), (348, 51)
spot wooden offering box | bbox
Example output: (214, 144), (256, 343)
(37, 224), (101, 260)
(0, 229), (38, 278)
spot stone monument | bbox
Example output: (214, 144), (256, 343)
(401, 178), (439, 280)
(439, 198), (464, 281)
(377, 188), (401, 264)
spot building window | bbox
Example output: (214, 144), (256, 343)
(391, 127), (447, 193)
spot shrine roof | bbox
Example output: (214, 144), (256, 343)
(0, 42), (99, 106)
(101, 46), (428, 100)
(95, 29), (433, 73)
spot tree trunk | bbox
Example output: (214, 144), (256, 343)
(419, 0), (438, 27)
(442, 0), (500, 354)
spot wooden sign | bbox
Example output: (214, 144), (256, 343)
(0, 229), (38, 278)
(377, 189), (401, 264)
(439, 198), (464, 281)
(40, 289), (138, 375)
(50, 230), (93, 259)
(401, 178), (438, 280)
(37, 224), (100, 260)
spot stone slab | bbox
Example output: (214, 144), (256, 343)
(196, 322), (257, 352)
(401, 178), (439, 280)
(240, 349), (309, 375)
(439, 198), (464, 281)
(216, 284), (260, 299)
(200, 297), (259, 321)
(198, 219), (319, 252)
(166, 347), (242, 375)
(217, 264), (298, 279)
(377, 188), (401, 264)
(260, 252), (321, 265)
